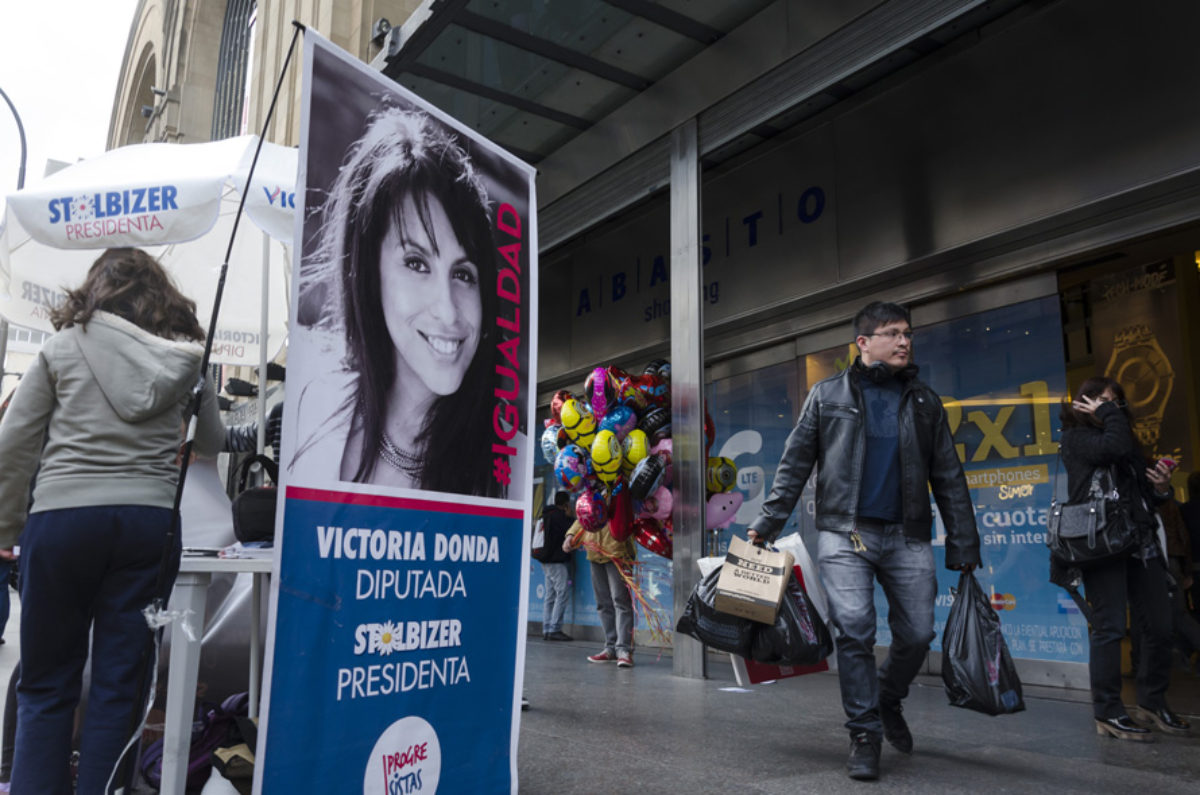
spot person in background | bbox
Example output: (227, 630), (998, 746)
(539, 492), (575, 641)
(1157, 493), (1200, 672)
(0, 248), (224, 793)
(747, 301), (980, 781)
(223, 400), (285, 463)
(1058, 376), (1188, 741)
(564, 519), (636, 668)
(1178, 472), (1200, 623)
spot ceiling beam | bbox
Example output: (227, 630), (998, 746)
(403, 62), (593, 130)
(602, 0), (723, 43)
(455, 10), (651, 91)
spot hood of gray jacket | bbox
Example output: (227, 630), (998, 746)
(75, 311), (205, 422)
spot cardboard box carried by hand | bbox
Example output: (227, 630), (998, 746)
(713, 535), (794, 624)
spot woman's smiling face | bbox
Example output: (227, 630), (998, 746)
(378, 194), (482, 403)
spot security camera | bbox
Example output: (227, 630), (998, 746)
(140, 105), (154, 118)
(371, 17), (391, 47)
(150, 86), (167, 97)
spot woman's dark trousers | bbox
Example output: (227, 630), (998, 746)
(1082, 553), (1172, 720)
(12, 506), (178, 795)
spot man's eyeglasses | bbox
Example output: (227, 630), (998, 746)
(867, 329), (915, 341)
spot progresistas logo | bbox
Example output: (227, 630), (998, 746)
(365, 716), (441, 795)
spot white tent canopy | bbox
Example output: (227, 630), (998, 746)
(0, 135), (295, 367)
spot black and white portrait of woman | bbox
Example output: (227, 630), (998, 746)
(288, 51), (532, 499)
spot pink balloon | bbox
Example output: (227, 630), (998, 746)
(576, 489), (608, 531)
(705, 491), (744, 530)
(638, 486), (673, 521)
(586, 366), (609, 419)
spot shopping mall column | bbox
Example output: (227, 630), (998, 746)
(670, 118), (706, 679)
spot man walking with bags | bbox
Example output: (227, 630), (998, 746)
(539, 492), (575, 641)
(748, 301), (981, 781)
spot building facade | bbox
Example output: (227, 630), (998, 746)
(101, 0), (1200, 688)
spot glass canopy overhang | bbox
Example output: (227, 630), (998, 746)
(373, 0), (774, 165)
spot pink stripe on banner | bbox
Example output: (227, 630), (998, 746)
(286, 486), (523, 519)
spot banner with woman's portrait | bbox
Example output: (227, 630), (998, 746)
(257, 32), (537, 794)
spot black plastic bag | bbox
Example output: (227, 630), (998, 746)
(941, 571), (1025, 715)
(675, 565), (757, 657)
(750, 577), (834, 666)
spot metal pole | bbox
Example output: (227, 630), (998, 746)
(0, 85), (27, 191)
(669, 118), (707, 679)
(0, 84), (28, 394)
(258, 231), (270, 455)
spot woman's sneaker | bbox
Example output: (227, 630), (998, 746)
(587, 649), (616, 663)
(616, 654), (634, 668)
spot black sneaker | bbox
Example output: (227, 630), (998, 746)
(880, 699), (913, 753)
(548, 631), (574, 641)
(846, 731), (881, 780)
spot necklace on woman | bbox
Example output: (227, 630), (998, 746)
(378, 434), (424, 479)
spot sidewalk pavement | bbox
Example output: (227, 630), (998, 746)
(2, 603), (1197, 793)
(518, 636), (1200, 794)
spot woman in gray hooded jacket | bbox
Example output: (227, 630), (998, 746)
(0, 248), (223, 794)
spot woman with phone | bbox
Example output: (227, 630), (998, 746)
(1059, 376), (1189, 740)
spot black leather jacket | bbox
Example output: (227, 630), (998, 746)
(749, 360), (981, 569)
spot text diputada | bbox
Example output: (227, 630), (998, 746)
(491, 203), (524, 488)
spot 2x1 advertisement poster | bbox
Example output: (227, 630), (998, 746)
(255, 32), (537, 794)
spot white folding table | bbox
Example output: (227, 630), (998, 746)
(159, 555), (273, 794)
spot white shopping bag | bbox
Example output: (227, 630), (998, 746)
(772, 532), (828, 623)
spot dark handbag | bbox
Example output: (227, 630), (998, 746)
(231, 454), (279, 543)
(1047, 463), (1137, 566)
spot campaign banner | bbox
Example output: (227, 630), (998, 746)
(258, 31), (537, 794)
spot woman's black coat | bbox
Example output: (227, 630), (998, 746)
(1060, 401), (1161, 536)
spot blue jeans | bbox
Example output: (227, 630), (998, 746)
(590, 561), (633, 656)
(13, 506), (179, 795)
(541, 562), (570, 633)
(818, 525), (936, 738)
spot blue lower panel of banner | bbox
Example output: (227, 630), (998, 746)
(261, 492), (521, 793)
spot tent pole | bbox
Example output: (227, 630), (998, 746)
(258, 230), (269, 455)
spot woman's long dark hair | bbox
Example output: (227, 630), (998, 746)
(50, 247), (205, 341)
(308, 107), (502, 496)
(1060, 375), (1134, 430)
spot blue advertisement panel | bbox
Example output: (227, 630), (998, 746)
(915, 297), (1082, 662)
(265, 488), (523, 792)
(260, 31), (537, 793)
(709, 296), (1085, 664)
